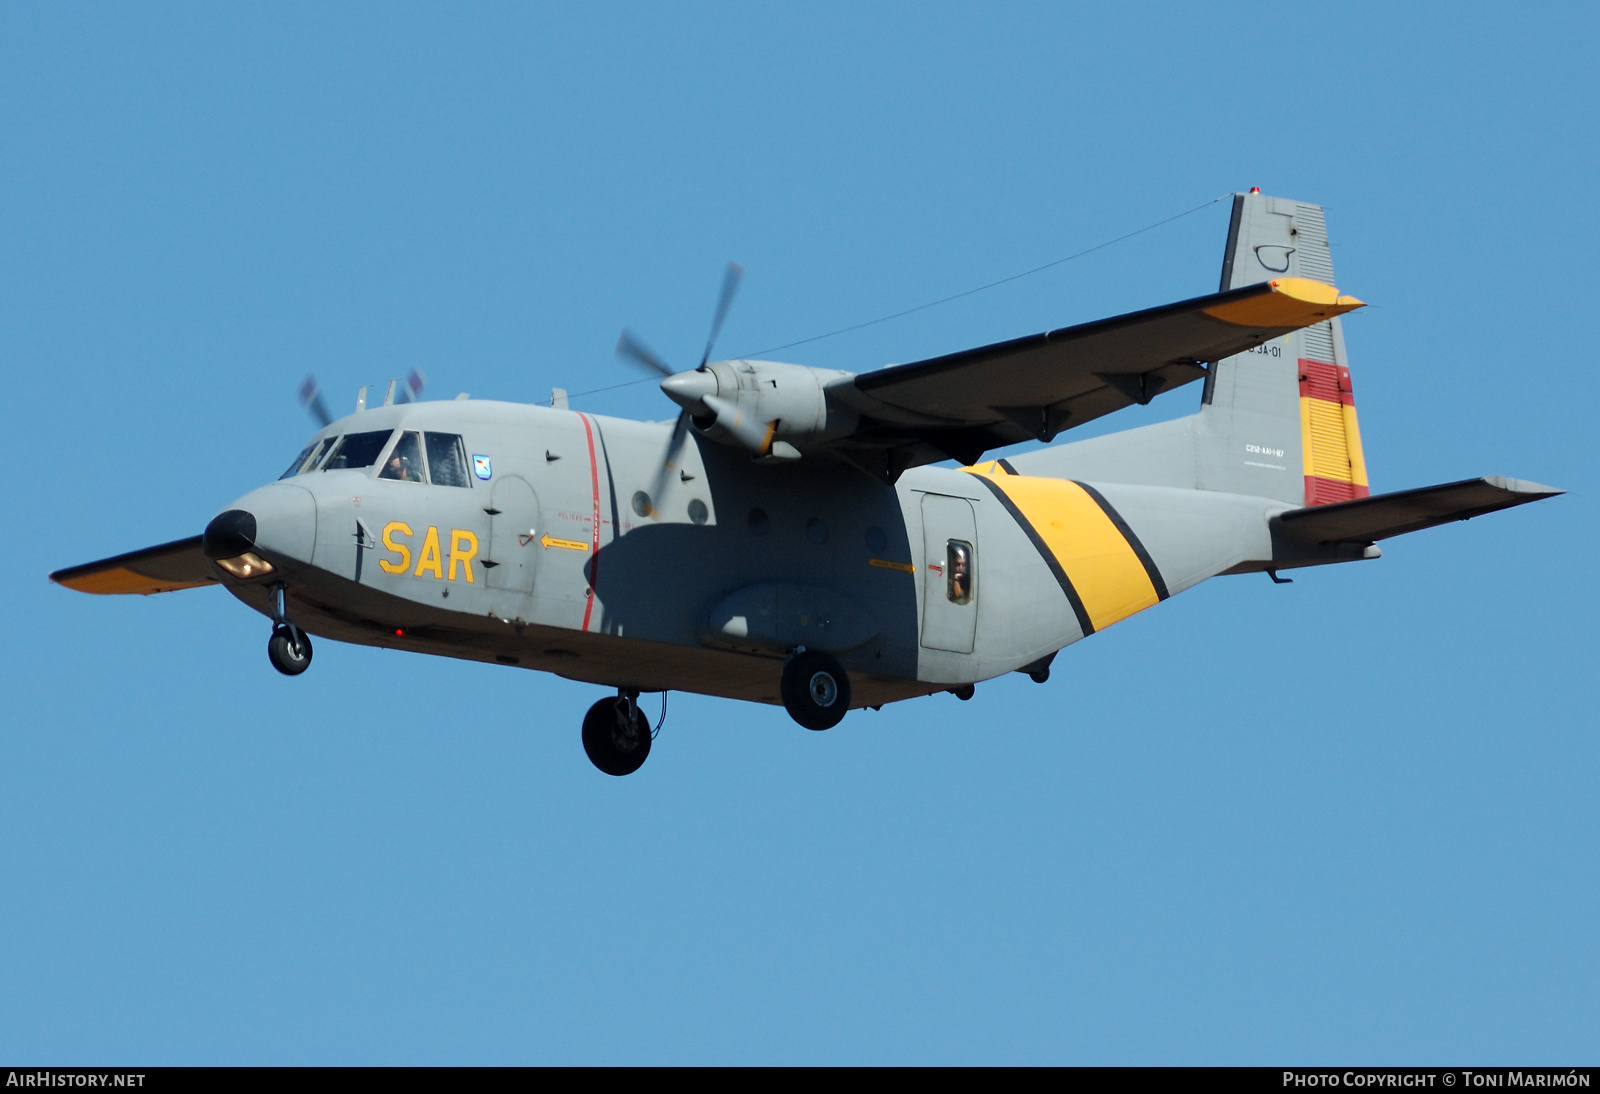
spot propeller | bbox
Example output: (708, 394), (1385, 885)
(298, 368), (427, 429)
(617, 262), (772, 517)
(396, 366), (427, 404)
(699, 260), (743, 370)
(701, 393), (775, 452)
(298, 375), (333, 428)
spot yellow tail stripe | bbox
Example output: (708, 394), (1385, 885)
(1342, 404), (1369, 487)
(978, 475), (1161, 632)
(1302, 397), (1356, 483)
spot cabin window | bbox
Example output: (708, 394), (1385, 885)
(424, 432), (471, 487)
(379, 431), (426, 482)
(323, 430), (393, 471)
(946, 540), (974, 604)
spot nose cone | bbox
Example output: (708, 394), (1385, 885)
(207, 483), (318, 564)
(660, 368), (718, 412)
(203, 509), (257, 559)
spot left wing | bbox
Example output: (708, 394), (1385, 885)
(825, 277), (1362, 471)
(51, 535), (217, 595)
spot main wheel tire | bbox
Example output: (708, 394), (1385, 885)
(582, 696), (652, 776)
(267, 626), (313, 676)
(781, 650), (851, 731)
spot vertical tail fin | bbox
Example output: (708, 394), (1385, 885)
(1201, 192), (1369, 506)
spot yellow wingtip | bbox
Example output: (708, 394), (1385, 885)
(1204, 277), (1366, 327)
(52, 567), (213, 595)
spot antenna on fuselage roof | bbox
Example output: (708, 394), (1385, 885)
(295, 369), (427, 430)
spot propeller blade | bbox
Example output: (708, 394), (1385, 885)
(645, 410), (694, 517)
(698, 261), (744, 369)
(616, 330), (674, 376)
(298, 374), (333, 428)
(703, 392), (774, 455)
(396, 366), (427, 404)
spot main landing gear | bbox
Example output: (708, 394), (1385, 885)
(781, 649), (851, 731)
(583, 692), (653, 776)
(265, 584), (313, 676)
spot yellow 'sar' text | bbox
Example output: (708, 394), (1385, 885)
(378, 522), (479, 582)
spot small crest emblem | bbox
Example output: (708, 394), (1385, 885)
(473, 455), (493, 480)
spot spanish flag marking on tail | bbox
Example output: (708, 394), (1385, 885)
(1299, 359), (1370, 506)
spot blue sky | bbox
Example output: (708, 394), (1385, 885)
(2, 2), (1594, 1064)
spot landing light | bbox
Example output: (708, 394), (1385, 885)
(216, 552), (274, 579)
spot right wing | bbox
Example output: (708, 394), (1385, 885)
(51, 535), (217, 595)
(825, 277), (1364, 473)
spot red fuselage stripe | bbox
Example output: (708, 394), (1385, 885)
(579, 413), (601, 632)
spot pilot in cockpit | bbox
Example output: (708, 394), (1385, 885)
(383, 453), (419, 481)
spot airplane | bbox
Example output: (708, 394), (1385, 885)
(50, 190), (1562, 776)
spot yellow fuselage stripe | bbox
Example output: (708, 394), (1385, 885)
(973, 474), (1161, 632)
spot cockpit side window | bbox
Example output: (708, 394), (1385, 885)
(278, 436), (336, 479)
(424, 432), (471, 487)
(379, 431), (426, 483)
(280, 442), (317, 481)
(323, 430), (393, 471)
(304, 437), (336, 473)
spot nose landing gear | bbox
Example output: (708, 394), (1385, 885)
(265, 583), (313, 676)
(582, 691), (652, 776)
(268, 626), (313, 675)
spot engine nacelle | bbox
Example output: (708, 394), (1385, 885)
(691, 360), (859, 452)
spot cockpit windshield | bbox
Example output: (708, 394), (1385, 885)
(425, 432), (471, 487)
(278, 436), (336, 479)
(322, 430), (393, 471)
(379, 431), (425, 482)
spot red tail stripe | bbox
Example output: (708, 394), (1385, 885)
(1304, 476), (1370, 505)
(1298, 358), (1355, 406)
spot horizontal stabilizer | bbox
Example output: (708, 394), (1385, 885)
(1275, 476), (1562, 545)
(50, 535), (217, 595)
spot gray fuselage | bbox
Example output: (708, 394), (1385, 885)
(219, 397), (1291, 708)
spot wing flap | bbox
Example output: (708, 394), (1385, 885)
(50, 535), (218, 595)
(1274, 476), (1563, 545)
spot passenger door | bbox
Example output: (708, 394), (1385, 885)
(920, 493), (978, 654)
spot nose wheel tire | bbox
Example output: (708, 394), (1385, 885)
(267, 626), (313, 676)
(582, 696), (652, 776)
(781, 650), (851, 731)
